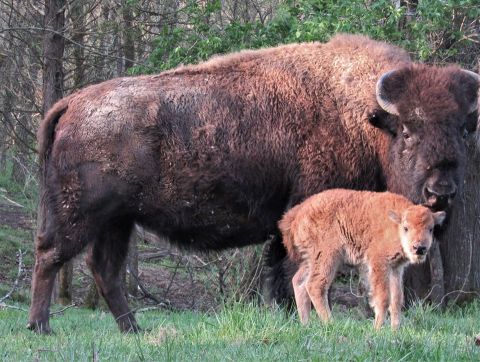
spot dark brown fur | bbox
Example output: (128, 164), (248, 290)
(28, 34), (479, 333)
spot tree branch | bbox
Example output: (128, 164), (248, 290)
(0, 249), (24, 304)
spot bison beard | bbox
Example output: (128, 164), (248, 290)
(28, 34), (479, 333)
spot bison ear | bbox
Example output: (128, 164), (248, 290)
(433, 211), (446, 226)
(459, 70), (479, 115)
(388, 210), (401, 224)
(376, 69), (405, 116)
(368, 110), (398, 136)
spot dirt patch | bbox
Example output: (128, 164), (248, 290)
(0, 200), (366, 314)
(0, 200), (34, 230)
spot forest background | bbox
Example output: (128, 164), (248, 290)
(0, 0), (479, 315)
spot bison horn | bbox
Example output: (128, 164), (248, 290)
(461, 69), (480, 114)
(376, 70), (400, 116)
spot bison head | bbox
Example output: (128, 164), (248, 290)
(369, 65), (479, 211)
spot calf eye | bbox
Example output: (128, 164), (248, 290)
(403, 226), (408, 232)
(429, 228), (433, 233)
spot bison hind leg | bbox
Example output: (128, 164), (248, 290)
(85, 217), (139, 333)
(28, 216), (92, 334)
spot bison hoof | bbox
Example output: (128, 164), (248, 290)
(119, 322), (141, 334)
(27, 321), (52, 335)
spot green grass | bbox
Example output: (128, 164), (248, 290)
(0, 157), (38, 213)
(0, 226), (34, 302)
(1, 302), (480, 361)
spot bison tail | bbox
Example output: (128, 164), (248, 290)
(37, 98), (69, 170)
(36, 98), (69, 234)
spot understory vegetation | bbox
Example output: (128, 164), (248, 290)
(2, 301), (480, 361)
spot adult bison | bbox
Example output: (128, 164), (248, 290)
(28, 34), (479, 333)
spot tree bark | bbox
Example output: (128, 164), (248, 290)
(405, 137), (480, 305)
(42, 0), (68, 305)
(438, 138), (480, 305)
(42, 0), (65, 115)
(128, 230), (139, 297)
(122, 0), (139, 298)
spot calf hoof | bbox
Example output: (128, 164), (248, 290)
(27, 321), (52, 335)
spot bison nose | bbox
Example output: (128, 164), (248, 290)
(423, 184), (457, 210)
(414, 245), (428, 256)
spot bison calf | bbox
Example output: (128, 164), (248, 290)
(279, 189), (445, 330)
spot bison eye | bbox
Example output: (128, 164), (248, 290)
(429, 228), (433, 234)
(462, 127), (468, 139)
(403, 226), (408, 232)
(401, 124), (412, 142)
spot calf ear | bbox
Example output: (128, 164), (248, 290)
(388, 210), (401, 224)
(433, 211), (446, 226)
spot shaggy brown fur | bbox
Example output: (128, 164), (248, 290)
(29, 34), (479, 333)
(279, 189), (445, 329)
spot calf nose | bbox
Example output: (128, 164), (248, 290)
(414, 246), (427, 255)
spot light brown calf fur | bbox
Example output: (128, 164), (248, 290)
(279, 189), (445, 330)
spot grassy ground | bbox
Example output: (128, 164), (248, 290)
(1, 302), (480, 361)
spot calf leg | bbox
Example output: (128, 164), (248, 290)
(86, 219), (139, 333)
(292, 264), (311, 324)
(389, 267), (404, 330)
(369, 264), (390, 330)
(305, 255), (339, 323)
(358, 265), (374, 318)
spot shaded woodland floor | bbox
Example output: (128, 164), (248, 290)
(0, 189), (366, 316)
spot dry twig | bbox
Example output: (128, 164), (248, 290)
(0, 249), (24, 304)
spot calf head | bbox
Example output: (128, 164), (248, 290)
(370, 65), (479, 211)
(388, 206), (446, 263)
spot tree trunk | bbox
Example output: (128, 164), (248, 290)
(405, 136), (480, 305)
(42, 0), (65, 115)
(122, 1), (139, 297)
(395, 0), (418, 33)
(438, 138), (480, 305)
(128, 230), (139, 297)
(43, 0), (68, 305)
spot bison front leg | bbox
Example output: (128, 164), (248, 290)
(86, 220), (139, 333)
(27, 232), (61, 334)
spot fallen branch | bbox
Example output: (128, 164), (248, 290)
(140, 251), (171, 261)
(0, 303), (28, 312)
(50, 303), (76, 316)
(127, 267), (162, 305)
(0, 303), (76, 315)
(0, 194), (25, 208)
(0, 249), (24, 304)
